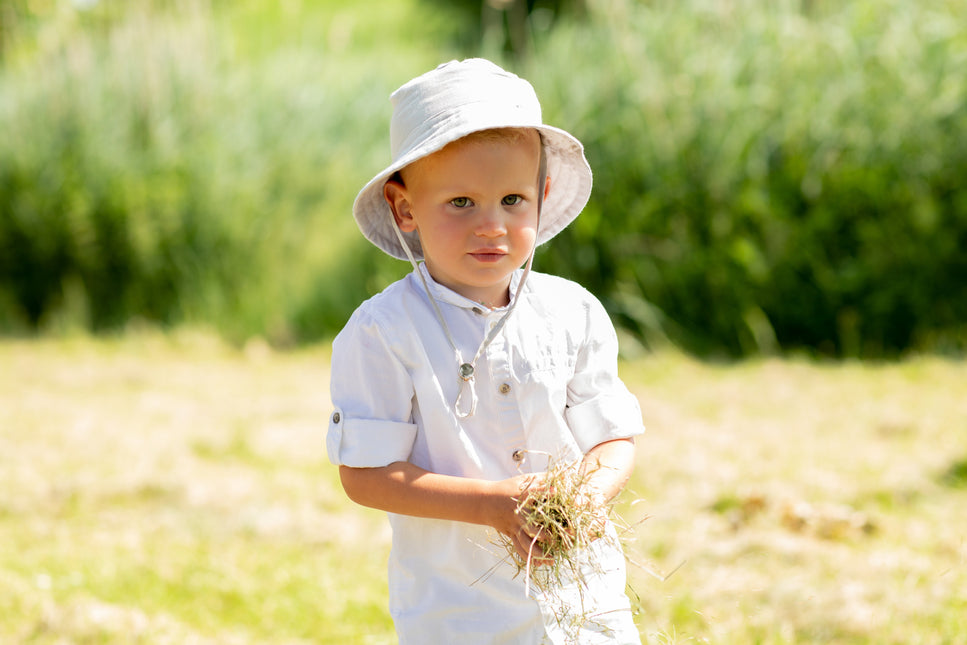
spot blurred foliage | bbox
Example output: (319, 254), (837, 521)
(1, 0), (965, 357)
(528, 0), (967, 357)
(414, 0), (586, 60)
(0, 0), (436, 343)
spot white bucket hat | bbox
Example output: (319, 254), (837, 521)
(352, 58), (593, 261)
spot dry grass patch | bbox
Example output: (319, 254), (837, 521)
(0, 332), (392, 644)
(0, 336), (964, 644)
(623, 353), (967, 644)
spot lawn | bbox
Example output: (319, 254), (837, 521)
(1, 334), (964, 643)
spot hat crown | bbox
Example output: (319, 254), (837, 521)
(389, 59), (543, 162)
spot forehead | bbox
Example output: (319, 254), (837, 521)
(401, 128), (541, 184)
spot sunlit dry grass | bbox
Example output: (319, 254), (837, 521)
(623, 353), (967, 643)
(0, 332), (393, 644)
(0, 335), (965, 643)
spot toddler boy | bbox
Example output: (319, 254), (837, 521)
(327, 58), (644, 644)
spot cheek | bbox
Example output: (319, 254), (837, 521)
(510, 226), (538, 254)
(518, 216), (539, 241)
(419, 219), (464, 246)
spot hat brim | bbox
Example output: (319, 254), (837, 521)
(352, 124), (592, 261)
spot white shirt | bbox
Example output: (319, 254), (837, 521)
(328, 265), (644, 644)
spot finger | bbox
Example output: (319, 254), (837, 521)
(516, 527), (552, 567)
(510, 530), (529, 563)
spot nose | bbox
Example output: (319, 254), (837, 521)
(475, 204), (507, 237)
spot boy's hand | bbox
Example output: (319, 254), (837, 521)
(484, 473), (555, 566)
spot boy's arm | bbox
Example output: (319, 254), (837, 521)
(339, 438), (636, 560)
(339, 462), (545, 561)
(579, 437), (637, 504)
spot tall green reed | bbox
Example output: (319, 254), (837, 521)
(3, 0), (965, 356)
(529, 0), (967, 357)
(0, 0), (434, 342)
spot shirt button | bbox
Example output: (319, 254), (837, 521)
(332, 412), (341, 424)
(512, 449), (524, 463)
(498, 382), (512, 395)
(472, 307), (485, 315)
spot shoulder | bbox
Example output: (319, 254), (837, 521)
(523, 270), (594, 298)
(522, 271), (604, 316)
(519, 271), (619, 351)
(334, 274), (419, 349)
(355, 274), (414, 316)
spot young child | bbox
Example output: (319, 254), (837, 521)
(327, 58), (644, 644)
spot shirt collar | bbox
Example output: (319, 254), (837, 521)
(416, 262), (523, 312)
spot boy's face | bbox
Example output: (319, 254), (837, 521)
(384, 130), (547, 308)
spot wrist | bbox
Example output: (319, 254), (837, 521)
(478, 477), (522, 533)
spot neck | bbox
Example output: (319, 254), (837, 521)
(474, 284), (511, 309)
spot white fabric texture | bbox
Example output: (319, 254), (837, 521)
(328, 265), (644, 644)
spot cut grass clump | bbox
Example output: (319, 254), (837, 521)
(499, 455), (613, 588)
(490, 453), (642, 642)
(521, 465), (607, 565)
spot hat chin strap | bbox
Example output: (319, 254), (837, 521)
(390, 141), (547, 418)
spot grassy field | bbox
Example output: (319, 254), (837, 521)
(1, 335), (965, 643)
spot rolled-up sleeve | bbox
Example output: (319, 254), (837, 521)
(327, 307), (418, 467)
(565, 294), (645, 454)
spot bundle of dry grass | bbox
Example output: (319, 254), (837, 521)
(488, 453), (641, 643)
(471, 451), (658, 641)
(498, 454), (615, 594)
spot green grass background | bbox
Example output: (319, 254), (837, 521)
(2, 0), (966, 357)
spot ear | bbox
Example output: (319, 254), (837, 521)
(384, 179), (417, 232)
(543, 174), (552, 202)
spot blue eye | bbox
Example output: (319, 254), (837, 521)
(502, 195), (523, 206)
(450, 197), (471, 208)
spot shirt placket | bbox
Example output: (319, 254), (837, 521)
(483, 313), (529, 473)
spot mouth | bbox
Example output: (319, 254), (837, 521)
(469, 249), (507, 262)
